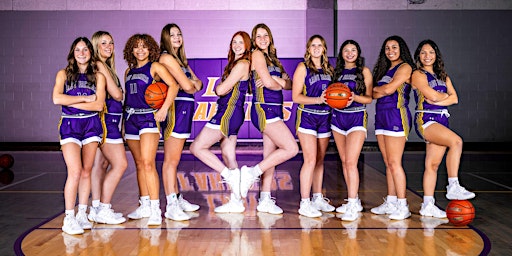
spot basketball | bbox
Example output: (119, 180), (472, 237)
(145, 82), (168, 109)
(325, 82), (352, 109)
(0, 154), (14, 169)
(446, 200), (475, 226)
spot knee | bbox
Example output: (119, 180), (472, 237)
(141, 159), (155, 172)
(452, 136), (463, 151)
(287, 143), (299, 159)
(189, 142), (199, 156)
(427, 161), (441, 172)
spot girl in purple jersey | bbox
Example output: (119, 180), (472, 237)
(233, 23), (298, 216)
(159, 23), (203, 221)
(412, 40), (475, 220)
(52, 37), (106, 235)
(190, 31), (251, 213)
(123, 34), (179, 226)
(371, 35), (414, 220)
(88, 31), (127, 225)
(331, 40), (373, 221)
(292, 35), (335, 218)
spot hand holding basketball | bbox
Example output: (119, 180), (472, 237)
(325, 82), (352, 109)
(145, 82), (168, 109)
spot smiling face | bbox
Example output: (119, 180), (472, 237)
(419, 43), (436, 68)
(342, 43), (358, 65)
(254, 27), (270, 52)
(308, 37), (324, 59)
(385, 40), (401, 62)
(132, 40), (149, 63)
(74, 40), (91, 66)
(169, 26), (183, 50)
(98, 34), (114, 61)
(231, 34), (246, 59)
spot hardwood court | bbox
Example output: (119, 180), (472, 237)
(5, 150), (498, 255)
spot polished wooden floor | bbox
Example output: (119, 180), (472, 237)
(2, 148), (510, 255)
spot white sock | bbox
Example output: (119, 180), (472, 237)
(78, 204), (87, 212)
(423, 196), (434, 204)
(347, 198), (357, 203)
(92, 199), (100, 208)
(253, 165), (263, 176)
(448, 177), (459, 186)
(397, 198), (407, 206)
(260, 192), (271, 200)
(312, 193), (323, 201)
(167, 193), (178, 205)
(100, 202), (111, 209)
(65, 209), (75, 217)
(141, 196), (150, 206)
(301, 198), (311, 204)
(220, 167), (230, 178)
(150, 199), (160, 208)
(386, 195), (398, 203)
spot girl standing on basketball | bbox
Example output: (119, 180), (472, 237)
(159, 23), (203, 221)
(189, 31), (251, 213)
(88, 31), (127, 225)
(53, 37), (106, 235)
(292, 35), (335, 218)
(411, 39), (475, 219)
(371, 35), (414, 220)
(237, 23), (298, 215)
(331, 40), (373, 221)
(123, 34), (179, 226)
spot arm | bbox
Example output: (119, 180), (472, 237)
(291, 63), (324, 105)
(69, 73), (106, 111)
(187, 65), (203, 92)
(373, 63), (412, 99)
(215, 60), (250, 96)
(159, 53), (196, 94)
(97, 61), (123, 101)
(426, 76), (458, 106)
(152, 62), (179, 122)
(252, 50), (283, 90)
(52, 69), (97, 106)
(352, 66), (373, 105)
(411, 70), (448, 102)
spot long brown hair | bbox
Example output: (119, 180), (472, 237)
(304, 35), (333, 76)
(221, 31), (251, 81)
(250, 23), (285, 73)
(65, 37), (98, 84)
(160, 23), (188, 67)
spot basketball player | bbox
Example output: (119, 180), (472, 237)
(234, 23), (299, 215)
(88, 31), (127, 225)
(292, 35), (335, 218)
(123, 34), (179, 226)
(52, 37), (106, 234)
(189, 31), (251, 213)
(371, 35), (414, 220)
(412, 39), (475, 219)
(159, 24), (203, 221)
(331, 40), (373, 221)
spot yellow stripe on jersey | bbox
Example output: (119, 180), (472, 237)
(399, 106), (410, 137)
(164, 103), (176, 140)
(295, 108), (303, 136)
(220, 81), (241, 137)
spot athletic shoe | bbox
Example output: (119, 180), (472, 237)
(420, 216), (449, 237)
(75, 211), (93, 229)
(341, 202), (361, 221)
(88, 206), (123, 222)
(312, 195), (335, 212)
(178, 194), (200, 212)
(298, 200), (322, 218)
(147, 206), (162, 226)
(298, 215), (323, 232)
(95, 207), (127, 225)
(240, 166), (260, 198)
(62, 215), (84, 235)
(214, 197), (245, 213)
(221, 168), (241, 199)
(370, 198), (397, 215)
(216, 213), (245, 230)
(256, 197), (283, 214)
(165, 201), (191, 221)
(420, 200), (447, 218)
(446, 181), (475, 200)
(257, 212), (282, 229)
(389, 203), (411, 220)
(127, 201), (151, 219)
(336, 198), (363, 213)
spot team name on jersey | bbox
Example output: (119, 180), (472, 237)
(429, 79), (446, 88)
(308, 73), (331, 85)
(340, 74), (356, 81)
(126, 73), (150, 84)
(65, 80), (95, 93)
(379, 75), (392, 84)
(268, 66), (281, 73)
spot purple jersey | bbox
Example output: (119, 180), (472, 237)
(62, 74), (97, 116)
(251, 65), (284, 104)
(104, 75), (123, 114)
(216, 79), (248, 108)
(124, 62), (154, 109)
(375, 63), (411, 109)
(337, 67), (363, 109)
(414, 70), (447, 112)
(176, 66), (194, 100)
(298, 64), (332, 112)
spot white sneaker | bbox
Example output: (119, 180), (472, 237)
(257, 197), (283, 214)
(62, 215), (84, 235)
(216, 213), (245, 230)
(341, 202), (361, 221)
(89, 206), (122, 222)
(214, 197), (245, 213)
(371, 198), (397, 215)
(95, 207), (127, 225)
(257, 212), (282, 229)
(221, 168), (241, 199)
(75, 211), (93, 229)
(389, 203), (411, 220)
(127, 201), (151, 219)
(165, 201), (191, 221)
(147, 206), (162, 226)
(178, 194), (200, 212)
(298, 200), (322, 218)
(240, 166), (260, 198)
(420, 200), (447, 218)
(336, 199), (363, 213)
(446, 181), (475, 200)
(312, 196), (335, 212)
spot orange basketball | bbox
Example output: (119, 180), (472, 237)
(446, 200), (475, 226)
(145, 82), (168, 109)
(0, 154), (14, 169)
(325, 82), (352, 109)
